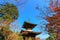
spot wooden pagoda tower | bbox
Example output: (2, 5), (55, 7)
(20, 22), (41, 40)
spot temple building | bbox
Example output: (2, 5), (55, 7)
(20, 22), (41, 40)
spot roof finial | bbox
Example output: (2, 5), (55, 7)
(28, 17), (30, 23)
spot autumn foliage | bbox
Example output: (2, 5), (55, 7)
(46, 0), (60, 40)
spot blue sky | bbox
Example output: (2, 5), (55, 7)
(0, 0), (52, 40)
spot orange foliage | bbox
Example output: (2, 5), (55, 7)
(46, 12), (60, 40)
(56, 33), (60, 40)
(47, 0), (60, 39)
(49, 0), (60, 12)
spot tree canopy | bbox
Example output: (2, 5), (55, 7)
(0, 3), (18, 23)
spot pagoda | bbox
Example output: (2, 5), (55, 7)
(20, 22), (41, 40)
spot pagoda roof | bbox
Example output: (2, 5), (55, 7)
(22, 22), (37, 29)
(20, 30), (41, 37)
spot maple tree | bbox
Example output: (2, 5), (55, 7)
(46, 0), (60, 40)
